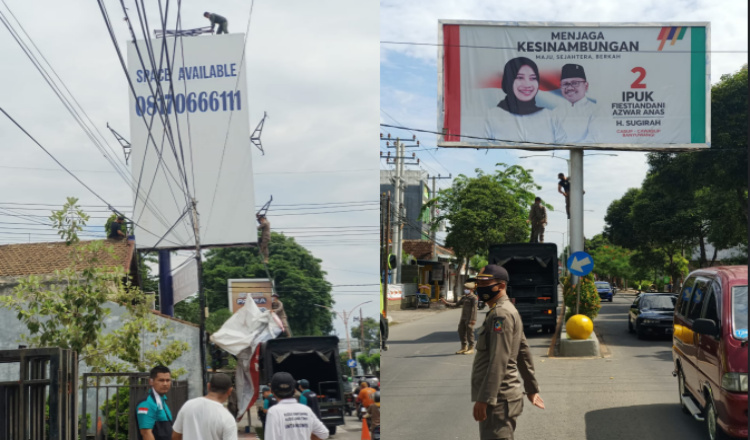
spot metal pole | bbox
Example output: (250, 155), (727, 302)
(391, 143), (401, 284)
(343, 311), (354, 377)
(395, 141), (404, 283)
(431, 175), (436, 259)
(569, 150), (584, 283)
(191, 198), (208, 395)
(384, 192), (390, 317)
(360, 308), (365, 352)
(158, 250), (174, 316)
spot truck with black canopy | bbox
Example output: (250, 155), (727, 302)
(488, 243), (559, 333)
(259, 336), (346, 434)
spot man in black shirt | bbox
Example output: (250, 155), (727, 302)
(108, 216), (126, 240)
(557, 173), (571, 219)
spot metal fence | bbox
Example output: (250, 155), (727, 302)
(80, 373), (188, 440)
(0, 347), (78, 440)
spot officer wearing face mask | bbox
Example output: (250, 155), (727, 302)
(471, 265), (545, 440)
(440, 279), (479, 354)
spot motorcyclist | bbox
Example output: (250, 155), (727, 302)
(364, 391), (380, 437)
(356, 381), (376, 420)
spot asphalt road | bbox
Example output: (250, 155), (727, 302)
(381, 292), (710, 440)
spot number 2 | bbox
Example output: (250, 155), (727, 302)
(631, 67), (646, 89)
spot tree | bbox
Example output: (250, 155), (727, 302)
(0, 198), (187, 373)
(351, 317), (379, 352)
(197, 233), (335, 336)
(425, 164), (543, 288)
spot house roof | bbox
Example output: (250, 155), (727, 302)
(403, 240), (455, 261)
(0, 239), (136, 277)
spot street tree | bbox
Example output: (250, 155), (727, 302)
(0, 198), (187, 373)
(351, 316), (379, 351)
(186, 233), (335, 336)
(425, 165), (539, 287)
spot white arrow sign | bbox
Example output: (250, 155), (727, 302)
(570, 256), (592, 273)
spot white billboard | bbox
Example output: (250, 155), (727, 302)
(437, 21), (710, 150)
(127, 34), (255, 249)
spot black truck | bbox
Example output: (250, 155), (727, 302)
(259, 336), (346, 435)
(488, 243), (559, 333)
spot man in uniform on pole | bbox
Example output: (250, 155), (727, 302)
(471, 265), (544, 440)
(271, 293), (292, 337)
(558, 173), (571, 219)
(257, 213), (271, 264)
(440, 279), (478, 354)
(527, 197), (547, 243)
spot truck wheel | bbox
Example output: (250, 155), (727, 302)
(327, 425), (337, 435)
(705, 397), (729, 440)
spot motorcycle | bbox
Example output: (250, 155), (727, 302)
(357, 405), (367, 421)
(372, 424), (381, 440)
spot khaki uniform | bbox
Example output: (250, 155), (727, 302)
(272, 300), (292, 337)
(446, 294), (478, 347)
(471, 296), (539, 440)
(528, 203), (547, 243)
(258, 218), (271, 263)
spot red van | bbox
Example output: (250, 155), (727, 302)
(672, 266), (748, 440)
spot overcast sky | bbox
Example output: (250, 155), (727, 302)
(380, 0), (748, 263)
(0, 0), (379, 338)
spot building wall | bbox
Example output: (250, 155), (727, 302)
(0, 276), (202, 399)
(380, 170), (431, 240)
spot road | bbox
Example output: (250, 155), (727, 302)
(381, 292), (709, 440)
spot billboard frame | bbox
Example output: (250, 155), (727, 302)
(436, 20), (711, 151)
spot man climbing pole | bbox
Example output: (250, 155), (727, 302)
(108, 216), (126, 240)
(203, 12), (228, 34)
(257, 213), (271, 264)
(271, 293), (292, 337)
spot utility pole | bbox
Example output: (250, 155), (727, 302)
(428, 174), (451, 260)
(359, 308), (365, 353)
(314, 301), (371, 377)
(191, 197), (208, 395)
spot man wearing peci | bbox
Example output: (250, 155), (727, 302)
(552, 64), (597, 143)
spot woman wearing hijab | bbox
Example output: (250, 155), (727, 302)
(483, 57), (563, 144)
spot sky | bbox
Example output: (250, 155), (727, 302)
(0, 0), (379, 339)
(380, 0), (748, 263)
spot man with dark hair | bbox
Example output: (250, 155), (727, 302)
(136, 366), (173, 440)
(265, 372), (329, 440)
(298, 379), (322, 420)
(558, 173), (571, 219)
(172, 373), (237, 440)
(527, 196), (547, 243)
(203, 12), (228, 34)
(108, 216), (126, 240)
(257, 214), (271, 264)
(471, 265), (544, 440)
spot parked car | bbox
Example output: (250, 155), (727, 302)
(628, 293), (676, 339)
(672, 266), (748, 440)
(595, 281), (615, 302)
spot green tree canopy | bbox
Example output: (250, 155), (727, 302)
(181, 232), (334, 336)
(351, 317), (379, 352)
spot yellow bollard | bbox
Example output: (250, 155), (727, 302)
(566, 314), (594, 340)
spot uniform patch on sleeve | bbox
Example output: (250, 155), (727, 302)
(137, 407), (149, 415)
(493, 317), (504, 333)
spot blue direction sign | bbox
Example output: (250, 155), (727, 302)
(567, 251), (594, 277)
(347, 359), (357, 368)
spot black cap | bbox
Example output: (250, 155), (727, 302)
(561, 64), (586, 81)
(476, 264), (509, 282)
(271, 372), (296, 397)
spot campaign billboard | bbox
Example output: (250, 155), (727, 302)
(127, 34), (255, 249)
(437, 21), (710, 150)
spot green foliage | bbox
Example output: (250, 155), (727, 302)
(200, 233), (334, 336)
(0, 198), (187, 374)
(356, 352), (380, 374)
(351, 317), (380, 352)
(587, 236), (635, 281)
(424, 164), (542, 285)
(469, 254), (488, 271)
(100, 387), (130, 440)
(562, 274), (601, 321)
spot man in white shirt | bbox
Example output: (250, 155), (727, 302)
(172, 373), (237, 440)
(552, 64), (597, 143)
(265, 372), (330, 440)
